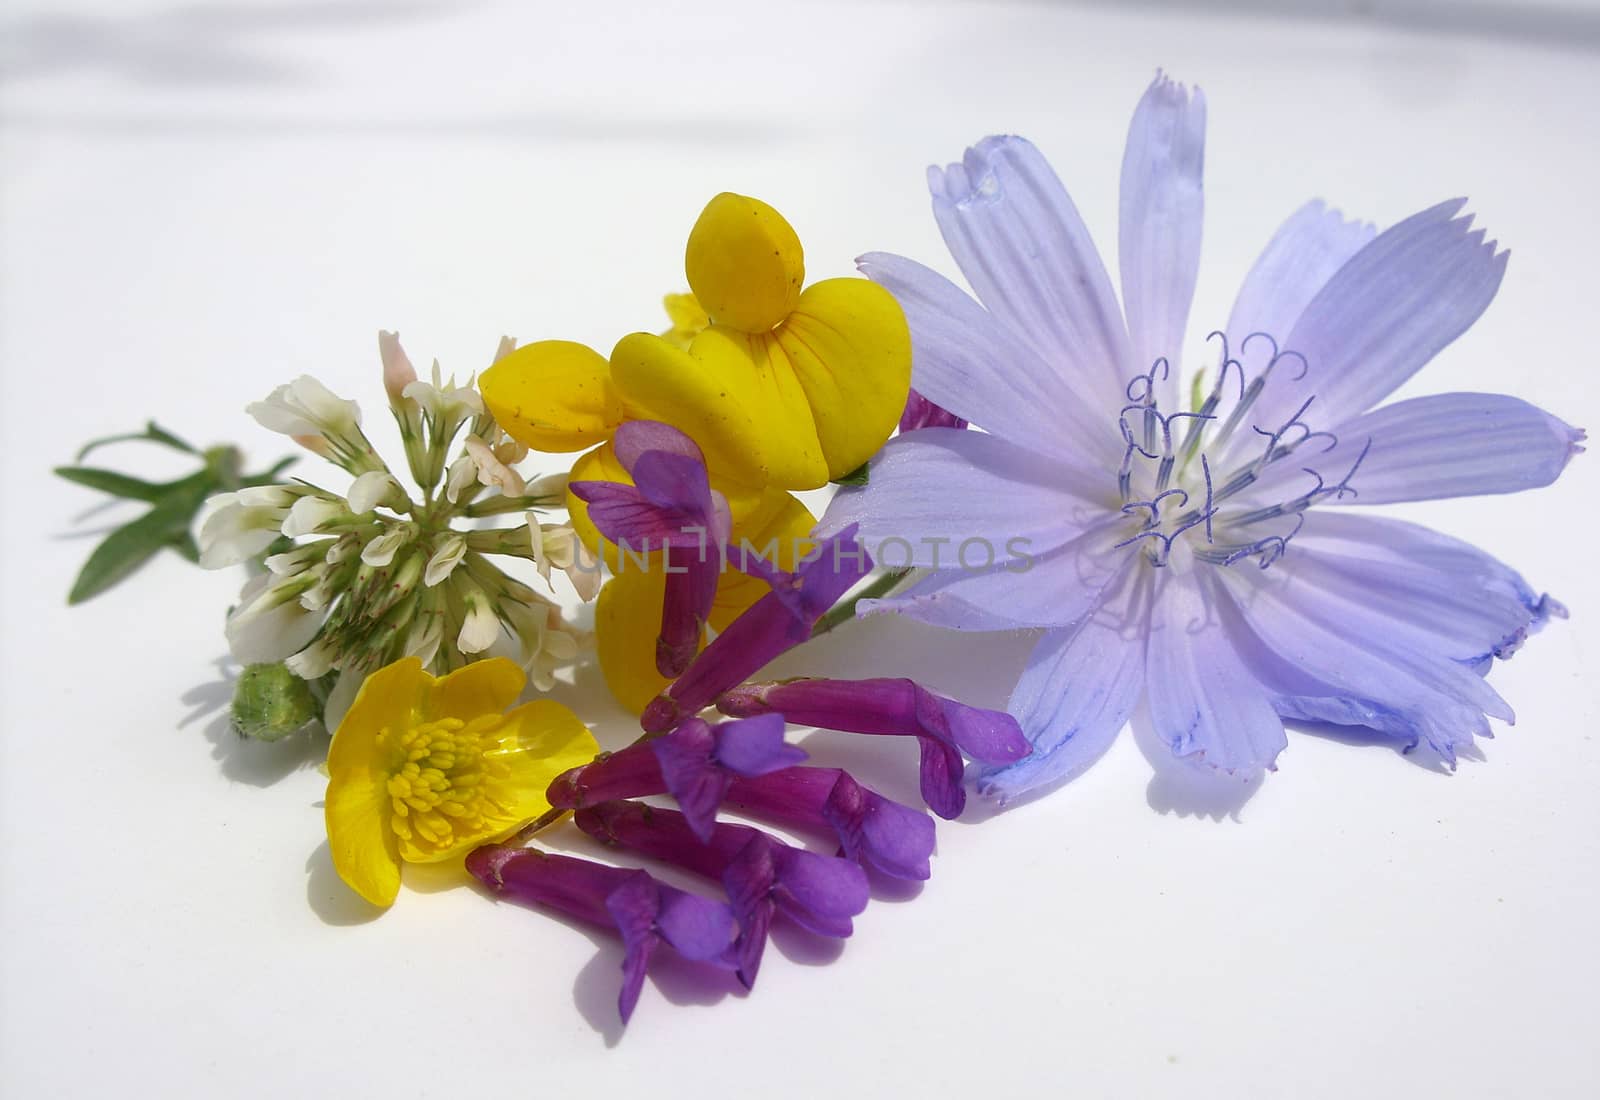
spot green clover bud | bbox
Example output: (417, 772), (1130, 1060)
(231, 662), (320, 741)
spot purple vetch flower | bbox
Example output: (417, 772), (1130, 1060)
(575, 800), (870, 987)
(900, 388), (968, 433)
(466, 844), (737, 1023)
(725, 766), (936, 881)
(570, 420), (731, 676)
(640, 527), (873, 733)
(547, 714), (805, 840)
(821, 73), (1582, 803)
(717, 678), (1030, 818)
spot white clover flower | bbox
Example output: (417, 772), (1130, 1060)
(247, 376), (361, 440)
(284, 636), (338, 679)
(530, 520), (601, 602)
(202, 332), (589, 719)
(377, 330), (419, 407)
(360, 524), (411, 567)
(264, 541), (328, 576)
(346, 470), (403, 514)
(456, 579), (500, 655)
(504, 597), (584, 691)
(463, 434), (527, 497)
(424, 534), (467, 587)
(444, 454), (477, 504)
(404, 360), (483, 423)
(197, 486), (298, 568)
(281, 495), (348, 538)
(225, 572), (326, 665)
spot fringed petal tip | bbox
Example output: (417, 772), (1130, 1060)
(926, 135), (1032, 210)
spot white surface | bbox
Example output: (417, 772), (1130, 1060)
(3, 1), (1598, 1096)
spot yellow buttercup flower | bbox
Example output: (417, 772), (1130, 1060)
(480, 192), (911, 493)
(324, 655), (597, 907)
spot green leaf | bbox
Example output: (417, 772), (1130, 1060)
(54, 465), (176, 503)
(66, 481), (210, 605)
(76, 420), (198, 462)
(831, 461), (871, 488)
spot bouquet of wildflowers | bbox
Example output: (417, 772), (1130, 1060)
(61, 73), (1581, 1025)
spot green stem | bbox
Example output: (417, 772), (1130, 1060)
(810, 567), (912, 638)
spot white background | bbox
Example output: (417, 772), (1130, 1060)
(3, 1), (1598, 1096)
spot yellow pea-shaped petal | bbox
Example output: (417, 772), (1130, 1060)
(774, 277), (912, 480)
(660, 292), (710, 350)
(565, 442), (629, 569)
(595, 564), (682, 714)
(685, 193), (804, 333)
(711, 490), (817, 632)
(481, 340), (625, 453)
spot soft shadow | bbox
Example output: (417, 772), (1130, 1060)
(788, 727), (923, 809)
(765, 613), (1038, 712)
(1290, 719), (1473, 773)
(494, 897), (740, 1046)
(867, 870), (925, 904)
(1130, 707), (1261, 822)
(305, 840), (385, 926)
(535, 652), (640, 753)
(768, 921), (846, 968)
(191, 658), (326, 786)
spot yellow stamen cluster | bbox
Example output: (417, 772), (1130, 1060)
(382, 715), (512, 856)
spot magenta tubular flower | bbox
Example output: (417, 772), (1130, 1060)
(725, 766), (936, 881)
(900, 388), (968, 433)
(570, 420), (731, 676)
(575, 800), (870, 988)
(466, 844), (737, 1024)
(718, 678), (1030, 818)
(823, 73), (1582, 803)
(547, 714), (806, 841)
(641, 527), (873, 733)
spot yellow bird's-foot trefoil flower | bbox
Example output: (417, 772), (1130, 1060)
(481, 193), (911, 491)
(325, 655), (598, 908)
(476, 195), (910, 709)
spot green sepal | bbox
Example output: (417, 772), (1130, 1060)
(831, 461), (870, 488)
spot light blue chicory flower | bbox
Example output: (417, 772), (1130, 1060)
(822, 74), (1584, 803)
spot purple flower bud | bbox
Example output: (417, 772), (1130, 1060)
(899, 388), (968, 433)
(725, 766), (936, 881)
(641, 527), (873, 733)
(466, 844), (737, 1024)
(547, 716), (806, 842)
(570, 421), (731, 677)
(546, 739), (667, 809)
(575, 800), (870, 988)
(718, 678), (1031, 819)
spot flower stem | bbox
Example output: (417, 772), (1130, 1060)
(810, 567), (912, 638)
(513, 807), (570, 845)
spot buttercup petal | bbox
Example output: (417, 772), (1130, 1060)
(326, 656), (426, 777)
(426, 657), (526, 722)
(325, 769), (402, 908)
